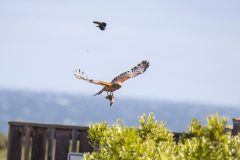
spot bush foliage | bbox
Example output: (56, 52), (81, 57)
(84, 113), (240, 160)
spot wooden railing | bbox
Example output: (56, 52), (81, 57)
(7, 121), (93, 160)
(7, 118), (240, 160)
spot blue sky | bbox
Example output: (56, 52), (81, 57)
(0, 0), (240, 106)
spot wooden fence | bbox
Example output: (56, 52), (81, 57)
(7, 118), (240, 160)
(7, 121), (93, 160)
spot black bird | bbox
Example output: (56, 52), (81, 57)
(93, 21), (107, 31)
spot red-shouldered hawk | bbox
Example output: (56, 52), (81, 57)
(74, 60), (150, 106)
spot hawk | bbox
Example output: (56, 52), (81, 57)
(93, 21), (107, 31)
(74, 60), (150, 106)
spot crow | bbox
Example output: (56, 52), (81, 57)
(93, 21), (107, 31)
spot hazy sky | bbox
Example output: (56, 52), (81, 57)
(0, 0), (240, 107)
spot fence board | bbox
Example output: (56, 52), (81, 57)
(31, 127), (47, 160)
(47, 128), (55, 160)
(7, 125), (23, 160)
(232, 118), (240, 136)
(54, 129), (70, 160)
(71, 129), (78, 152)
(24, 127), (31, 160)
(79, 130), (93, 152)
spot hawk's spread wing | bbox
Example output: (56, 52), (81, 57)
(74, 69), (112, 87)
(111, 60), (149, 85)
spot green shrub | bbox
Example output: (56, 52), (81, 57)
(84, 113), (240, 160)
(179, 114), (240, 159)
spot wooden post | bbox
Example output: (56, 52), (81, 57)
(47, 128), (55, 160)
(24, 126), (31, 160)
(71, 129), (78, 152)
(7, 125), (23, 160)
(54, 129), (70, 160)
(79, 130), (93, 152)
(232, 118), (240, 136)
(31, 127), (47, 160)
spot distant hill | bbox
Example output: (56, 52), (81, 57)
(0, 89), (239, 134)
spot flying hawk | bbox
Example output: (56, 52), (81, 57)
(93, 21), (107, 31)
(74, 60), (150, 106)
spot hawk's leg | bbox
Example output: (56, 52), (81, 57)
(106, 92), (113, 99)
(106, 92), (110, 99)
(106, 92), (113, 96)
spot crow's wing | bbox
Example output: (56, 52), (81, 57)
(93, 21), (101, 25)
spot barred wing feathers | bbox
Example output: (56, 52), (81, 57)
(111, 60), (149, 85)
(74, 69), (112, 87)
